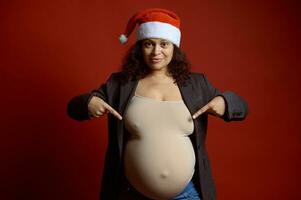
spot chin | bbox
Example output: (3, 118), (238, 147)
(148, 63), (167, 70)
(149, 66), (166, 71)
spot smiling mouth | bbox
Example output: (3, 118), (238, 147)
(150, 59), (162, 63)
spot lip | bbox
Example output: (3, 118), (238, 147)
(150, 58), (162, 63)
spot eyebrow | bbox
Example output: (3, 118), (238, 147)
(144, 39), (170, 43)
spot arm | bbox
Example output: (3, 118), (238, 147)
(219, 91), (248, 121)
(67, 92), (94, 121)
(193, 73), (248, 121)
(66, 74), (115, 121)
(203, 74), (248, 121)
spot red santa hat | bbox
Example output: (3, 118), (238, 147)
(119, 8), (181, 47)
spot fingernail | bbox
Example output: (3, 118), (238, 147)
(192, 115), (195, 119)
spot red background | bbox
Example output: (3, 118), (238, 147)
(1, 0), (300, 199)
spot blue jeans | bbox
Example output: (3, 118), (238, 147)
(119, 180), (201, 200)
(172, 180), (201, 200)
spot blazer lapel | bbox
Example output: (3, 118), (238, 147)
(179, 83), (195, 115)
(179, 80), (202, 149)
(117, 79), (138, 159)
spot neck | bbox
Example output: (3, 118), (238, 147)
(148, 69), (171, 79)
(145, 70), (174, 83)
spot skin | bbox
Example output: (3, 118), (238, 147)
(88, 38), (225, 120)
(141, 38), (174, 76)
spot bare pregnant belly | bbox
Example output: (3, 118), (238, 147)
(124, 135), (196, 200)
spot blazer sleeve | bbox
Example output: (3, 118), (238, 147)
(66, 73), (114, 121)
(201, 74), (248, 122)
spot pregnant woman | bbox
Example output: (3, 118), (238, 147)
(67, 8), (248, 200)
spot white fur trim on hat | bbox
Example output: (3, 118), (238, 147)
(136, 21), (181, 47)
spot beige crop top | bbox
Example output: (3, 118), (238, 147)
(123, 94), (195, 199)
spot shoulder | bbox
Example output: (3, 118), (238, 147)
(189, 72), (204, 79)
(188, 72), (207, 84)
(105, 72), (125, 84)
(108, 71), (123, 80)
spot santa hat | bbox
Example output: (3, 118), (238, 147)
(119, 8), (181, 47)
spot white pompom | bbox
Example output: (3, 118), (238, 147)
(119, 34), (128, 44)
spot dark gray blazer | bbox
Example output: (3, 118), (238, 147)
(67, 72), (248, 200)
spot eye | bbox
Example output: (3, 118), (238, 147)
(160, 41), (170, 48)
(143, 41), (153, 48)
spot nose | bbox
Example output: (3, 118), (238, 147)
(152, 44), (161, 55)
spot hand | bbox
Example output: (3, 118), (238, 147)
(88, 96), (122, 120)
(192, 96), (226, 119)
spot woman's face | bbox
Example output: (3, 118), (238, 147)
(141, 38), (174, 72)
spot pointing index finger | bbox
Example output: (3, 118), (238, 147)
(102, 102), (123, 120)
(192, 104), (210, 119)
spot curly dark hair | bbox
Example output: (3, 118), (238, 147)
(120, 40), (191, 86)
